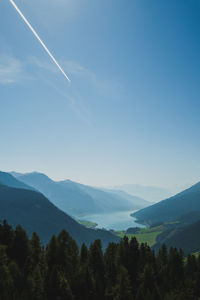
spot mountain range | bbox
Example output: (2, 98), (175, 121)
(0, 171), (119, 247)
(4, 169), (200, 255)
(11, 172), (150, 217)
(115, 184), (175, 202)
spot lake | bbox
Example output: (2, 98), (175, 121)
(78, 210), (146, 231)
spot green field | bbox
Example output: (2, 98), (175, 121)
(115, 226), (164, 247)
(77, 220), (98, 228)
(192, 251), (200, 258)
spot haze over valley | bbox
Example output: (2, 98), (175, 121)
(0, 169), (200, 257)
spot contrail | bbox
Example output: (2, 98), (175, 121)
(9, 0), (71, 82)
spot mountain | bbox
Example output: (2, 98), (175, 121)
(15, 172), (149, 217)
(59, 180), (150, 210)
(101, 188), (150, 208)
(16, 173), (98, 216)
(114, 184), (173, 202)
(177, 211), (200, 225)
(132, 182), (200, 225)
(0, 182), (119, 247)
(10, 171), (23, 178)
(0, 171), (34, 191)
(153, 221), (200, 255)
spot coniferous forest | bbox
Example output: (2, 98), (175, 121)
(0, 221), (200, 300)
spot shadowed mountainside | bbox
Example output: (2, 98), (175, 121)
(0, 171), (34, 191)
(153, 220), (200, 255)
(0, 182), (119, 247)
(132, 182), (200, 225)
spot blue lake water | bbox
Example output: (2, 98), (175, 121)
(78, 210), (146, 231)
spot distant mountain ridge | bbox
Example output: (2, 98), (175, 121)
(114, 184), (174, 202)
(0, 172), (119, 247)
(13, 172), (150, 217)
(132, 181), (200, 225)
(59, 179), (150, 210)
(101, 188), (150, 207)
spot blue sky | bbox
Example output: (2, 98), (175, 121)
(0, 0), (199, 188)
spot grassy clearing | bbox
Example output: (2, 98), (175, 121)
(77, 220), (98, 228)
(191, 251), (200, 258)
(116, 231), (162, 247)
(139, 225), (165, 233)
(115, 226), (164, 247)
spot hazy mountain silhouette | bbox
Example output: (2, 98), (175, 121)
(101, 188), (150, 207)
(59, 180), (150, 210)
(15, 172), (149, 216)
(115, 184), (173, 202)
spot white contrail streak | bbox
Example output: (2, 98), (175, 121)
(9, 0), (71, 82)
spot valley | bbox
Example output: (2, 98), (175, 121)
(1, 170), (200, 255)
(77, 210), (146, 231)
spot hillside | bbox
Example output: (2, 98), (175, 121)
(60, 180), (149, 210)
(100, 188), (150, 208)
(132, 182), (200, 225)
(17, 173), (99, 216)
(16, 172), (148, 216)
(0, 171), (34, 191)
(0, 183), (119, 247)
(153, 221), (200, 255)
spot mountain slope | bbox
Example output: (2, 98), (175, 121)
(17, 173), (98, 216)
(0, 183), (119, 247)
(132, 182), (200, 225)
(153, 221), (200, 255)
(0, 171), (34, 191)
(16, 173), (148, 216)
(101, 188), (150, 208)
(60, 180), (148, 211)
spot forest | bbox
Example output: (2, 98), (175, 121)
(0, 220), (200, 300)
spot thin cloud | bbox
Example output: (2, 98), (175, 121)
(39, 75), (93, 127)
(29, 56), (95, 80)
(63, 61), (95, 79)
(19, 0), (82, 27)
(29, 56), (58, 74)
(0, 54), (24, 85)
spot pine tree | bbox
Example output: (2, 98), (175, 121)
(46, 235), (58, 271)
(11, 225), (30, 269)
(47, 266), (73, 300)
(76, 265), (96, 300)
(0, 220), (14, 251)
(167, 247), (184, 290)
(0, 246), (14, 300)
(80, 243), (89, 265)
(89, 239), (105, 300)
(128, 237), (140, 295)
(57, 230), (79, 276)
(8, 261), (23, 299)
(112, 266), (133, 300)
